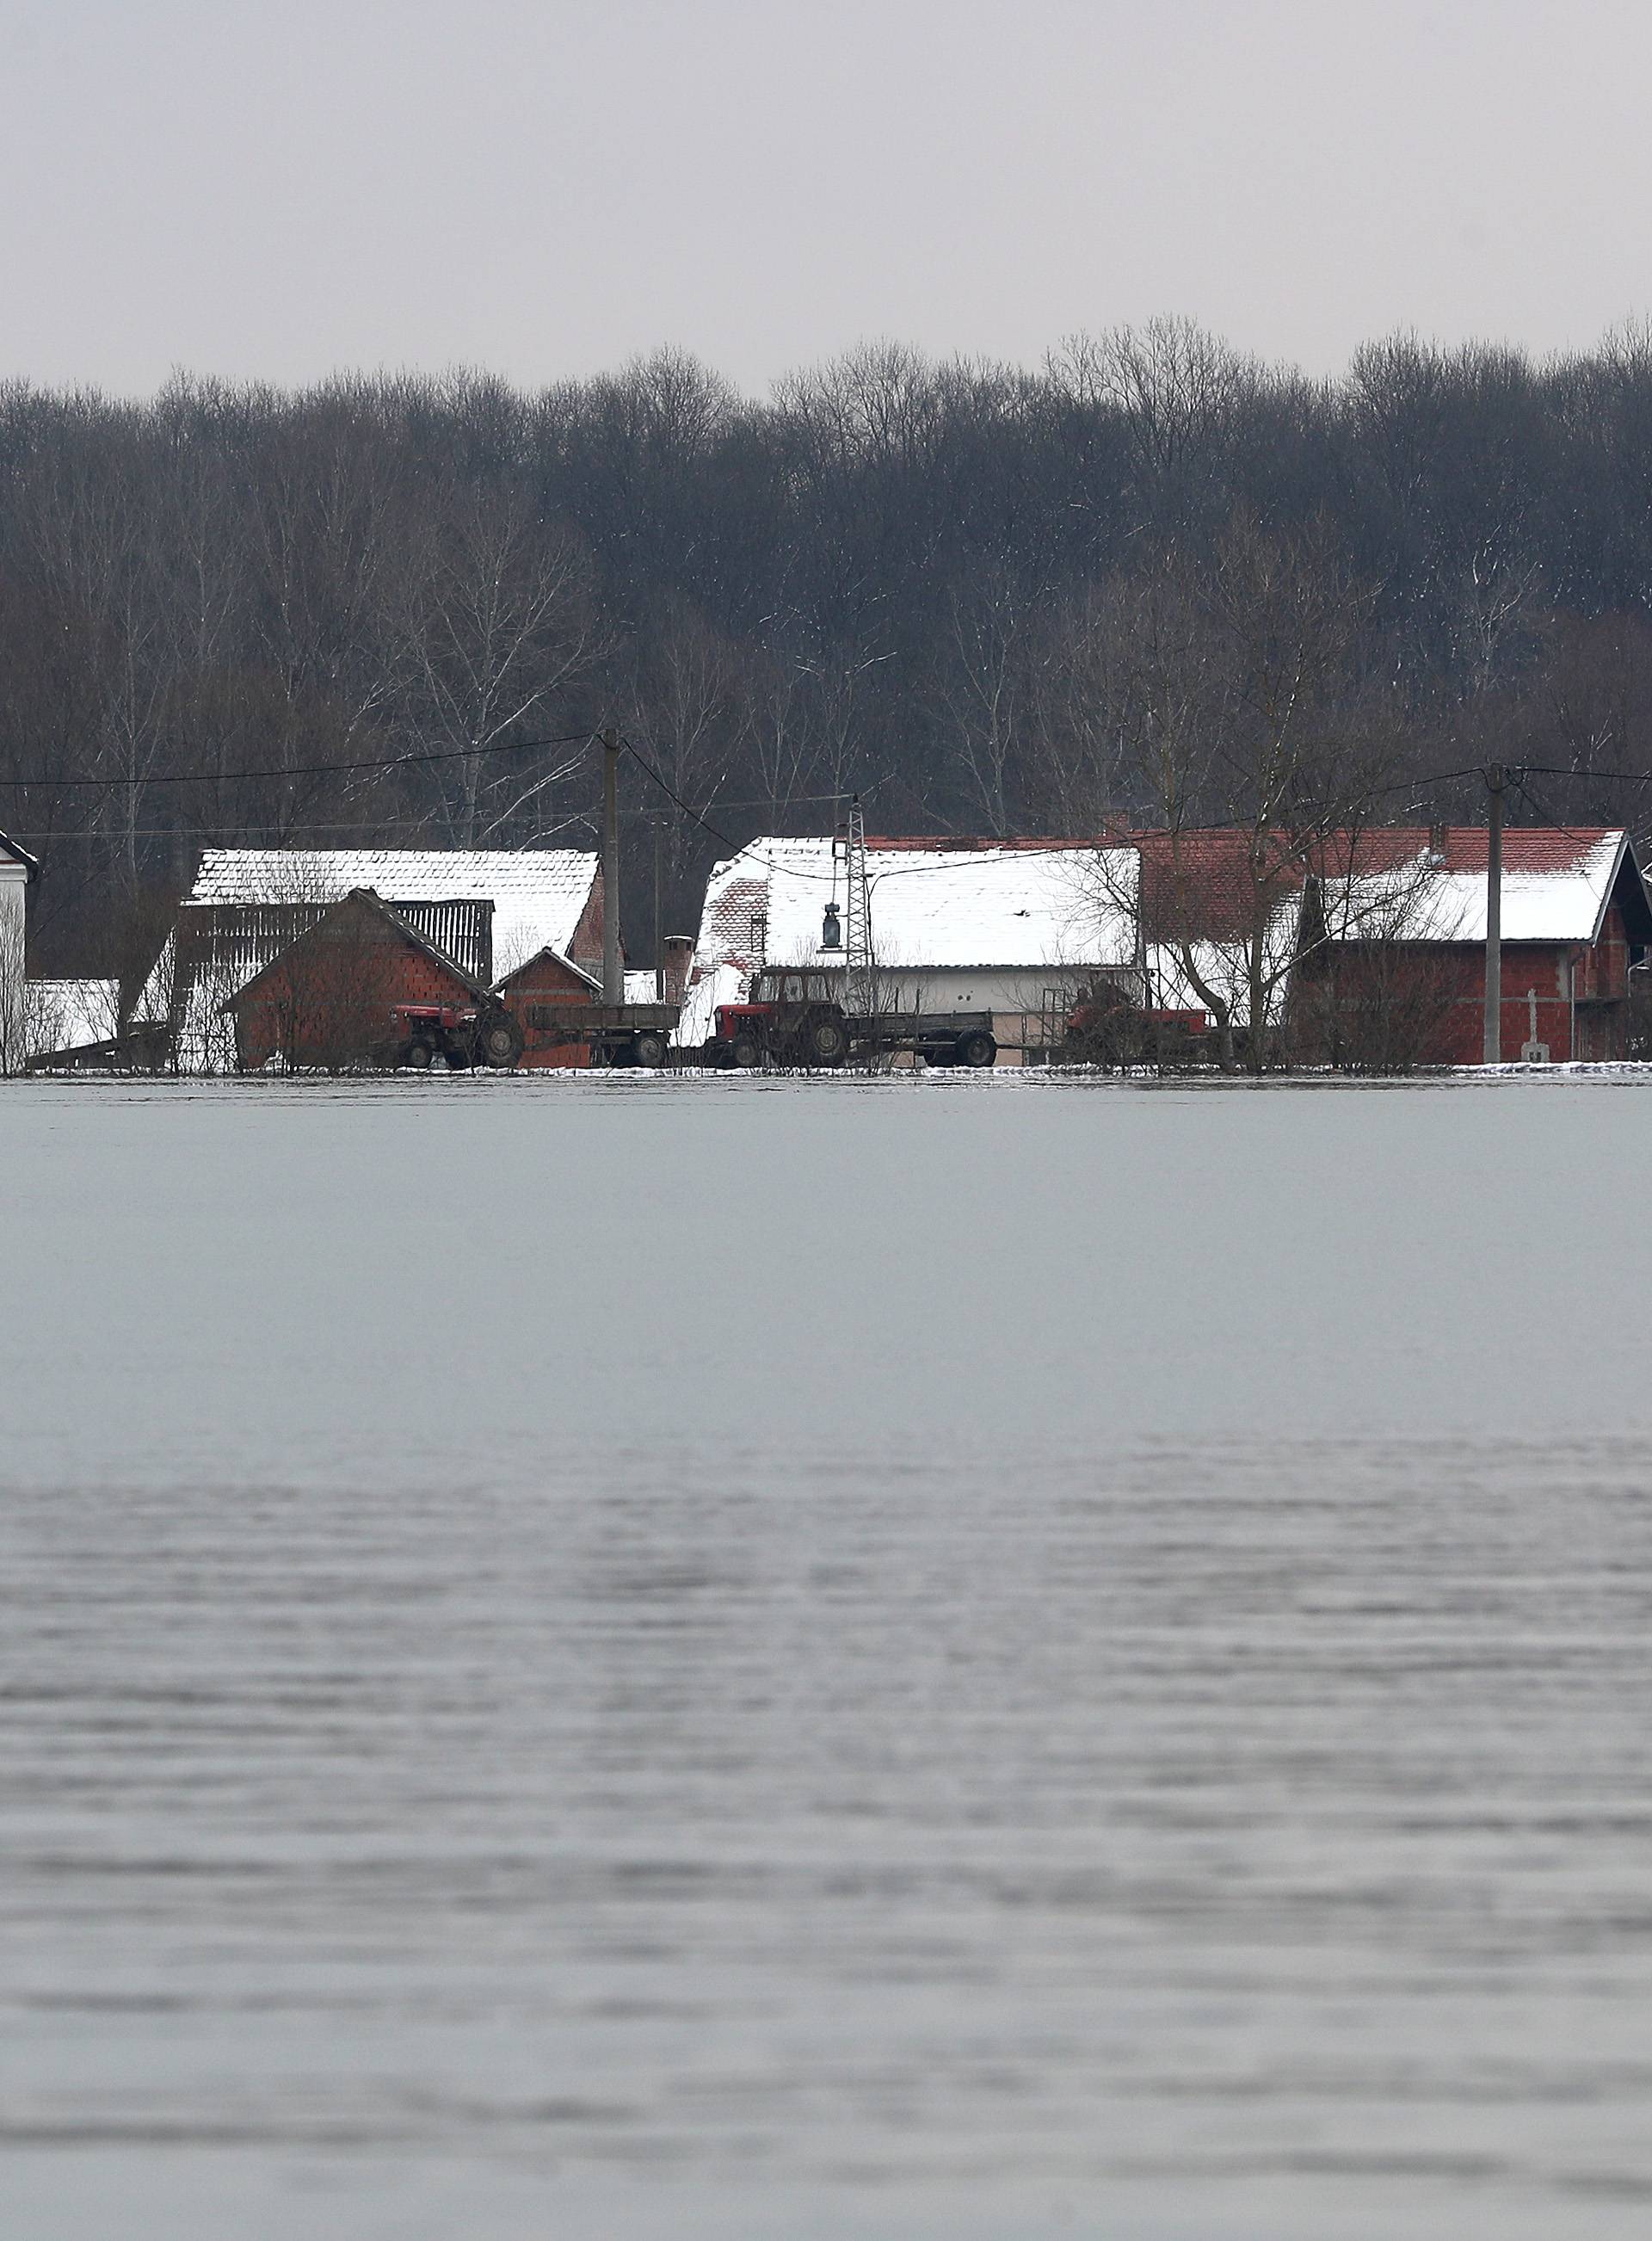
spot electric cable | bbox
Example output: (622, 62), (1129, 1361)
(0, 731), (595, 791)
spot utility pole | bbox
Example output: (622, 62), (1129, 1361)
(601, 726), (622, 1007)
(653, 819), (664, 1003)
(1483, 762), (1504, 1065)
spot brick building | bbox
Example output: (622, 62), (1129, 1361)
(1300, 827), (1652, 1064)
(493, 945), (604, 1068)
(136, 847), (602, 1070)
(225, 889), (496, 1071)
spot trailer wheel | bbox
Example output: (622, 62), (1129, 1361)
(631, 1028), (668, 1068)
(954, 1028), (997, 1069)
(804, 1016), (849, 1065)
(730, 1034), (761, 1069)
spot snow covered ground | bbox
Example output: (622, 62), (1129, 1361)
(4, 1075), (1652, 2240)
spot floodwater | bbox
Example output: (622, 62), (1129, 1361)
(3, 1072), (1651, 2240)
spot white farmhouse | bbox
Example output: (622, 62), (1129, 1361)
(0, 829), (41, 1073)
(680, 837), (1139, 1059)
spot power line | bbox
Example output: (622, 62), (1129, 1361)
(1520, 762), (1652, 787)
(0, 730), (595, 791)
(4, 812), (600, 843)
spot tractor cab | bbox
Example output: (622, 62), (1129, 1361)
(712, 966), (851, 1067)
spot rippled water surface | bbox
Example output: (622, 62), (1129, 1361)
(4, 1074), (1651, 2238)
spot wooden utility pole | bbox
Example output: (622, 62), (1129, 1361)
(652, 820), (665, 1002)
(1483, 762), (1504, 1065)
(601, 727), (622, 1007)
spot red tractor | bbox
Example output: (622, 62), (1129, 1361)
(710, 968), (854, 1068)
(704, 966), (997, 1071)
(390, 1001), (525, 1071)
(1063, 981), (1209, 1066)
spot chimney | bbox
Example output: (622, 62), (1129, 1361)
(660, 935), (693, 1007)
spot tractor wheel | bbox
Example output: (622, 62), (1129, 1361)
(476, 1016), (524, 1070)
(730, 1034), (761, 1070)
(954, 1028), (997, 1069)
(403, 1040), (434, 1070)
(804, 1016), (849, 1065)
(631, 1028), (668, 1068)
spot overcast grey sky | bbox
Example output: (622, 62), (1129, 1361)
(2, 0), (1647, 397)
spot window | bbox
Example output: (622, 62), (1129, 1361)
(783, 975), (804, 1002)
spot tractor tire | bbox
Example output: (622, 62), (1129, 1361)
(403, 1040), (434, 1070)
(954, 1028), (997, 1069)
(476, 1015), (524, 1070)
(804, 1016), (850, 1065)
(730, 1034), (762, 1070)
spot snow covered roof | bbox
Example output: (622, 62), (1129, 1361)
(690, 837), (1138, 979)
(1316, 828), (1636, 946)
(184, 849), (601, 977)
(23, 978), (120, 1058)
(494, 944), (602, 996)
(0, 827), (40, 875)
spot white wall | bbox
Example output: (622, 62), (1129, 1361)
(0, 861), (30, 1073)
(875, 965), (1088, 1016)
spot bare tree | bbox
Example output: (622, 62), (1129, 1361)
(392, 477), (606, 847)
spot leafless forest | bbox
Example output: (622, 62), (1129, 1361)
(8, 318), (1652, 975)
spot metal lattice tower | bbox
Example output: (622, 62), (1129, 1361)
(843, 793), (875, 1018)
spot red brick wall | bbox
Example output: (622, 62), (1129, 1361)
(496, 950), (597, 1068)
(1294, 921), (1633, 1065)
(233, 919), (476, 1070)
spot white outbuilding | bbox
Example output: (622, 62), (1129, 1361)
(680, 836), (1139, 1059)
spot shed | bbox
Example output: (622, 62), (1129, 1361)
(493, 945), (604, 1068)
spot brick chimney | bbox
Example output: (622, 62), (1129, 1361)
(660, 935), (693, 1006)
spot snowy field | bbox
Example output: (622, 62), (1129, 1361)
(3, 1074), (1652, 2239)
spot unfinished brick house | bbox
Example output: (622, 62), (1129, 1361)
(224, 889), (496, 1071)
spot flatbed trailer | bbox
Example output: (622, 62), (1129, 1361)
(526, 1002), (680, 1068)
(845, 1012), (997, 1067)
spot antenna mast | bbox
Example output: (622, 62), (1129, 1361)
(844, 793), (874, 1018)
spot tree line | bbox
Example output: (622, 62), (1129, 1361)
(6, 317), (1652, 978)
